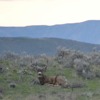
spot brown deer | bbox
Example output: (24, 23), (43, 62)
(37, 71), (68, 87)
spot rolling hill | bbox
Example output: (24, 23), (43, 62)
(0, 20), (100, 44)
(0, 37), (100, 56)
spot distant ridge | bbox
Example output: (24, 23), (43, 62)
(0, 20), (100, 44)
(0, 37), (100, 55)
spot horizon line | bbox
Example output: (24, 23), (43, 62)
(0, 19), (100, 27)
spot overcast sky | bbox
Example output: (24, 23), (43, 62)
(0, 0), (100, 26)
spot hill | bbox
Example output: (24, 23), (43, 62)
(0, 20), (100, 44)
(0, 37), (100, 55)
(0, 40), (100, 100)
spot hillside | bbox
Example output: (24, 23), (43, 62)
(0, 45), (100, 100)
(0, 20), (100, 44)
(0, 37), (100, 55)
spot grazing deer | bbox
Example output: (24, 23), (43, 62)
(37, 71), (68, 87)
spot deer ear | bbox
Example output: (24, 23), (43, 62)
(43, 65), (47, 72)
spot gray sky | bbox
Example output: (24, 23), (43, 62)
(0, 0), (100, 26)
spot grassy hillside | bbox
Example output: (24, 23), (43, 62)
(0, 49), (100, 100)
(0, 37), (100, 56)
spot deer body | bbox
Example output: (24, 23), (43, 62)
(38, 73), (58, 85)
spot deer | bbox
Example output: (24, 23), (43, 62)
(31, 62), (69, 87)
(37, 71), (69, 87)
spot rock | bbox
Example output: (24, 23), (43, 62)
(9, 82), (16, 88)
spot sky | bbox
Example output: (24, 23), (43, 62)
(0, 0), (100, 26)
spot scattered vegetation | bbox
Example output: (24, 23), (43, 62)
(0, 48), (100, 100)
